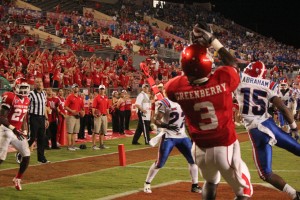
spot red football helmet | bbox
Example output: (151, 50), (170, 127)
(14, 77), (30, 97)
(180, 44), (213, 83)
(244, 61), (267, 79)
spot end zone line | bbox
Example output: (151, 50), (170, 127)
(95, 180), (281, 200)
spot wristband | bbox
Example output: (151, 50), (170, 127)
(8, 125), (15, 130)
(211, 39), (224, 52)
(289, 121), (297, 129)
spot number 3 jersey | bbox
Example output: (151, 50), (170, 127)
(1, 92), (30, 130)
(165, 66), (240, 148)
(235, 73), (278, 129)
(156, 98), (187, 138)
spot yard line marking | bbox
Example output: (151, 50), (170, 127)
(96, 180), (183, 200)
(0, 146), (152, 171)
(125, 165), (300, 172)
(95, 180), (280, 200)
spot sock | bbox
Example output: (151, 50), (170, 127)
(145, 162), (159, 183)
(283, 184), (296, 199)
(189, 163), (199, 184)
(16, 172), (23, 179)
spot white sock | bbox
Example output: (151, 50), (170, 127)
(283, 184), (296, 199)
(189, 163), (199, 184)
(145, 162), (160, 183)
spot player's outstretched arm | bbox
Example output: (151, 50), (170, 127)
(272, 96), (298, 134)
(193, 22), (237, 68)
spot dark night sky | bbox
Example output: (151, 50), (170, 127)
(211, 0), (300, 48)
(165, 0), (300, 48)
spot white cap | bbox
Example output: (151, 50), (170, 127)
(71, 84), (79, 89)
(158, 83), (164, 88)
(99, 85), (105, 89)
(142, 84), (149, 88)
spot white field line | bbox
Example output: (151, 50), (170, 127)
(0, 146), (152, 171)
(125, 165), (300, 172)
(96, 180), (183, 200)
(95, 180), (280, 200)
(0, 165), (122, 190)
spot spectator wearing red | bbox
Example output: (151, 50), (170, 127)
(117, 90), (126, 135)
(123, 90), (132, 134)
(92, 85), (110, 149)
(57, 88), (67, 145)
(79, 92), (93, 139)
(64, 84), (84, 151)
(45, 88), (60, 149)
(43, 71), (51, 88)
(52, 66), (62, 88)
(83, 71), (93, 88)
(73, 68), (83, 87)
(93, 69), (101, 88)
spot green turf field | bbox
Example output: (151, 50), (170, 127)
(0, 123), (299, 200)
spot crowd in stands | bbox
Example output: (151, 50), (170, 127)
(0, 0), (299, 94)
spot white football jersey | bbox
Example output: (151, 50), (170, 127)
(236, 73), (278, 129)
(278, 88), (291, 106)
(156, 98), (187, 138)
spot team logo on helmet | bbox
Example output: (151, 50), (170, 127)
(14, 78), (30, 97)
(244, 61), (267, 79)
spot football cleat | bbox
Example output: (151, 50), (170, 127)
(191, 184), (202, 193)
(144, 183), (152, 193)
(13, 177), (22, 191)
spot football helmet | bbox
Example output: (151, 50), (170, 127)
(244, 61), (267, 79)
(279, 79), (288, 90)
(14, 78), (30, 97)
(180, 44), (213, 83)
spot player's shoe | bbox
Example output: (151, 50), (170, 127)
(191, 184), (202, 193)
(144, 183), (152, 193)
(12, 177), (22, 191)
(92, 145), (100, 150)
(15, 152), (22, 164)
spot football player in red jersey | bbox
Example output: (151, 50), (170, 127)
(0, 78), (31, 191)
(165, 23), (253, 200)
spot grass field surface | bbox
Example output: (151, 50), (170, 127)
(0, 123), (299, 200)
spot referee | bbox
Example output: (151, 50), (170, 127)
(28, 77), (50, 164)
(132, 84), (151, 145)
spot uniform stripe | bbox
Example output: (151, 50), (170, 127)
(160, 98), (170, 108)
(29, 90), (46, 116)
(269, 82), (278, 91)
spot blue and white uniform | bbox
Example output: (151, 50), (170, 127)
(236, 73), (300, 180)
(144, 98), (199, 194)
(155, 98), (194, 168)
(278, 88), (294, 127)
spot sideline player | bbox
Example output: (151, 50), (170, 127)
(144, 97), (201, 194)
(236, 61), (300, 200)
(165, 23), (253, 200)
(0, 78), (31, 190)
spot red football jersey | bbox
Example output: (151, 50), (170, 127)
(1, 92), (30, 129)
(165, 66), (240, 148)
